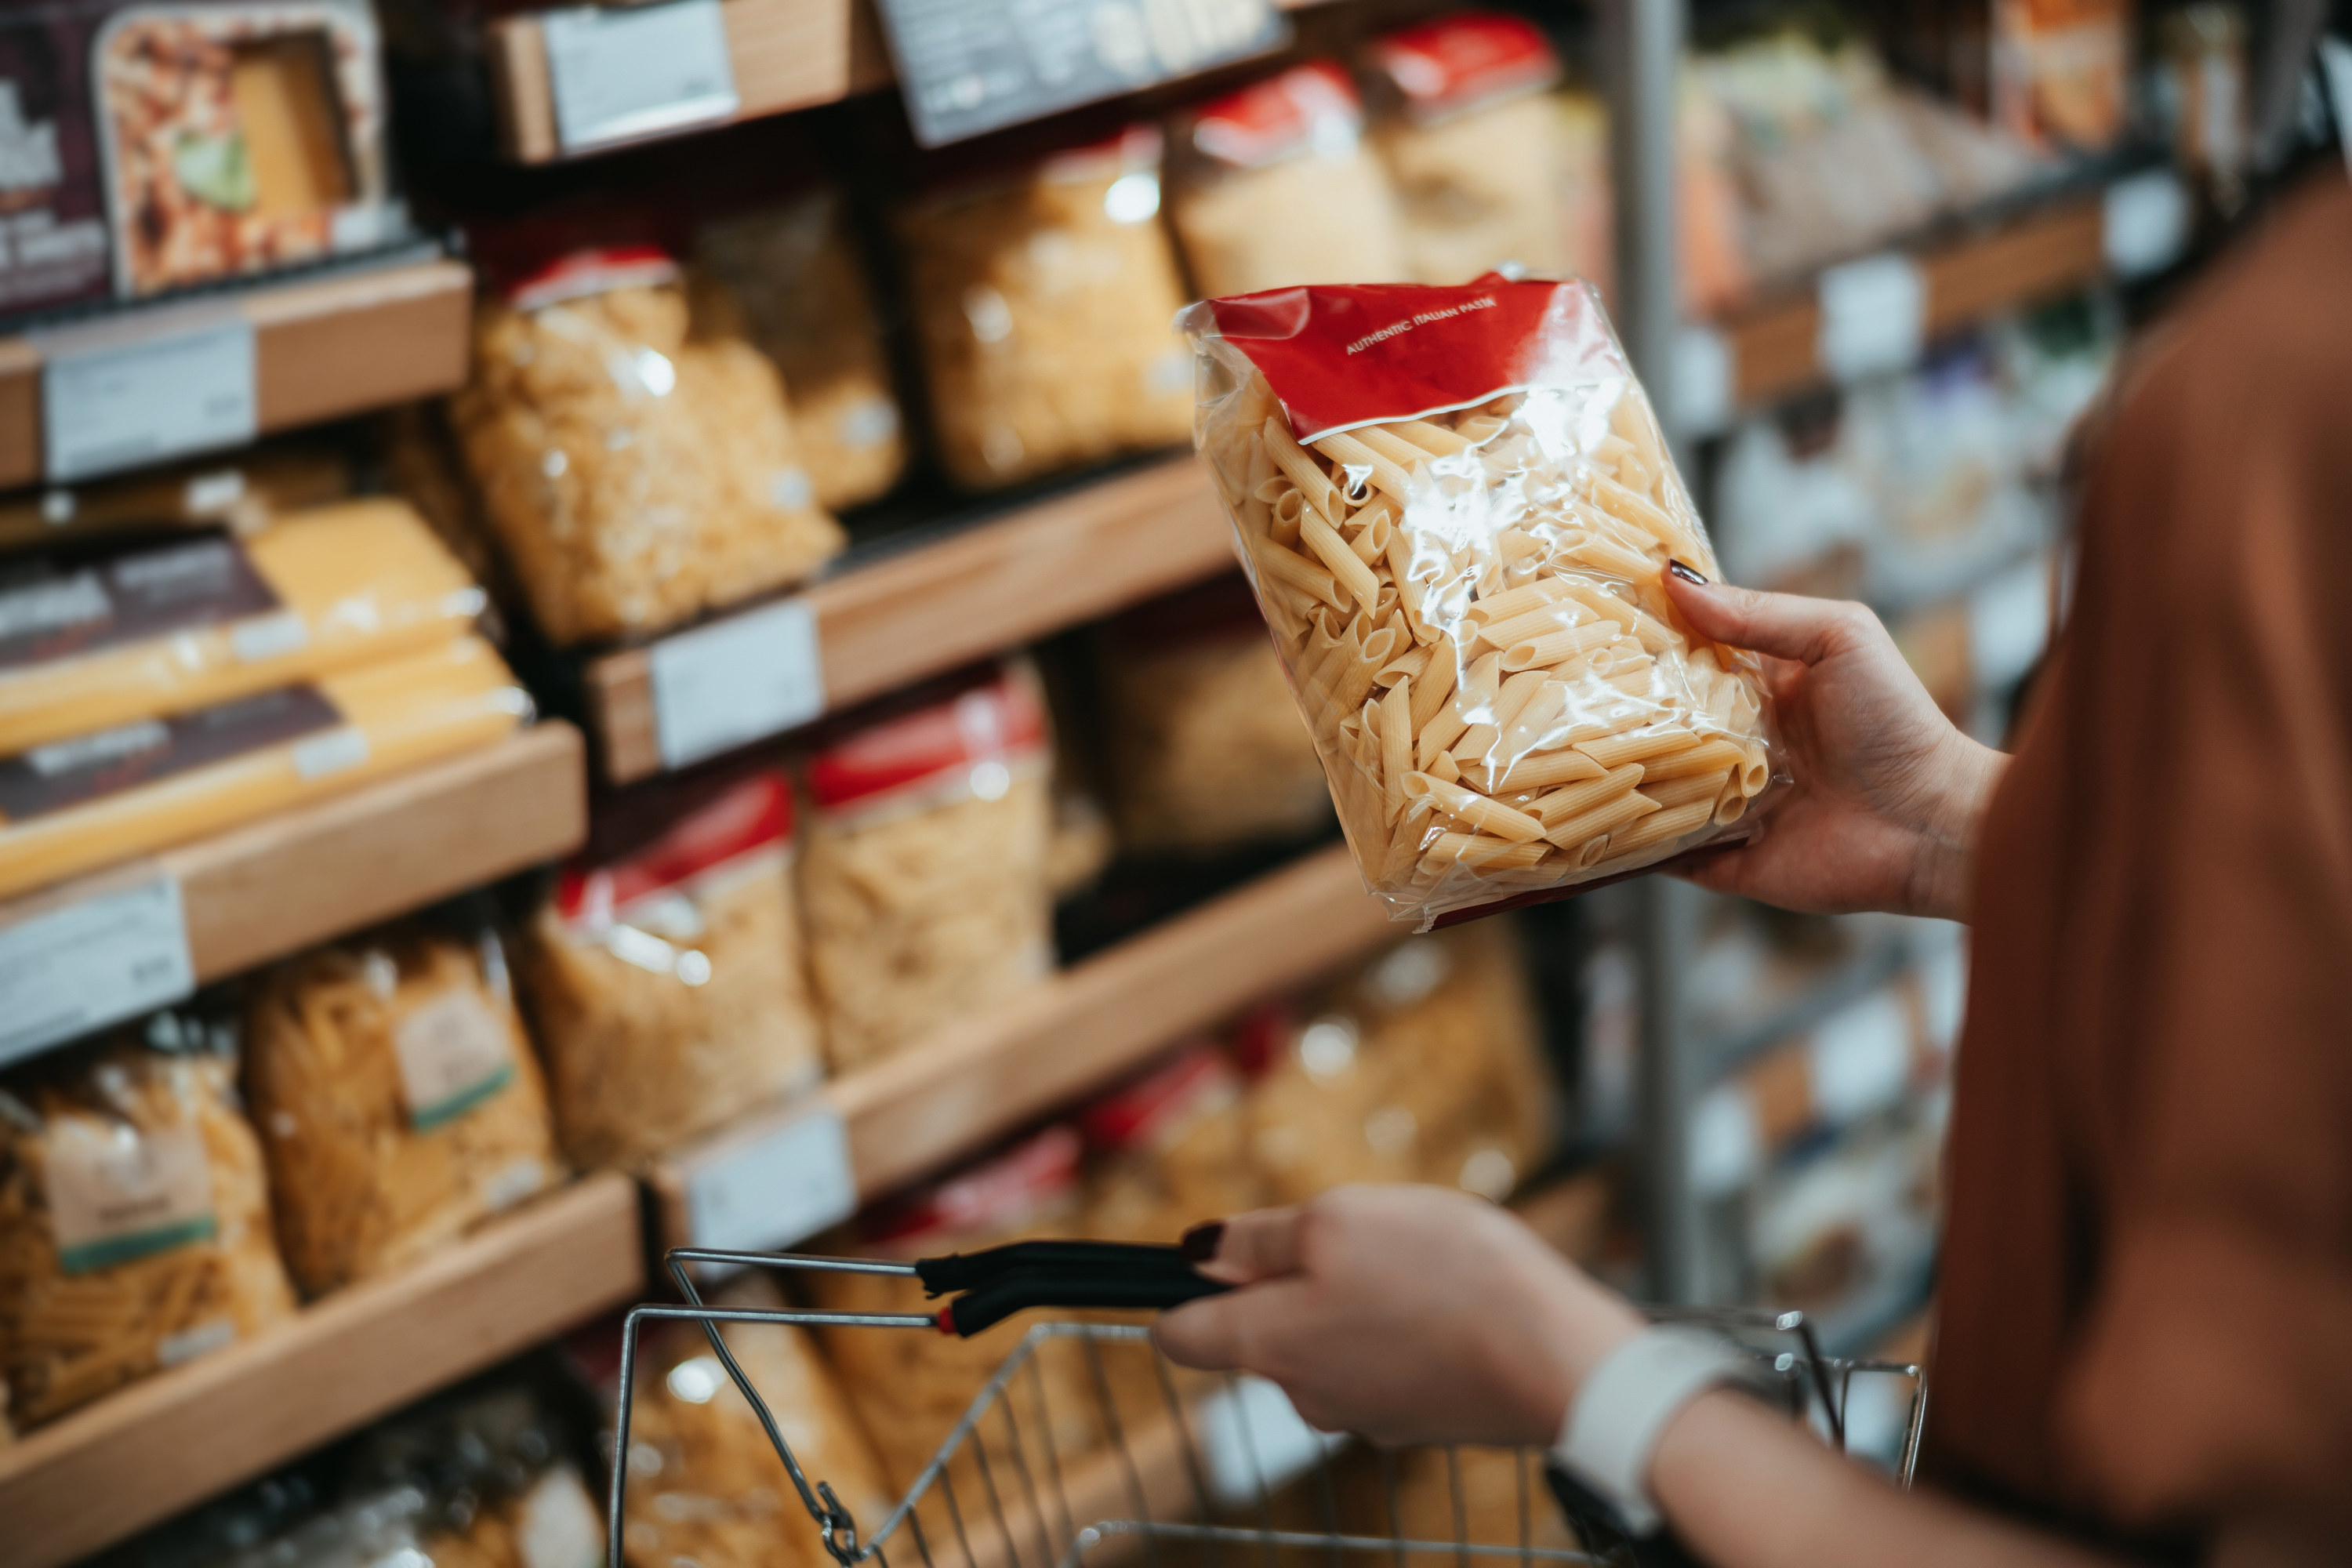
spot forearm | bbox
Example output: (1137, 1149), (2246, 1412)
(1647, 1390), (2122, 1568)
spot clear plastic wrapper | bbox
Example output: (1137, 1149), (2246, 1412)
(354, 1379), (608, 1568)
(1365, 15), (1570, 284)
(0, 1012), (296, 1429)
(0, 633), (531, 900)
(0, 499), (485, 757)
(1167, 63), (1410, 296)
(520, 768), (823, 1169)
(451, 246), (844, 647)
(800, 667), (1054, 1072)
(1184, 276), (1778, 927)
(697, 190), (909, 513)
(1098, 575), (1330, 855)
(895, 129), (1194, 490)
(243, 911), (562, 1297)
(1240, 924), (1552, 1207)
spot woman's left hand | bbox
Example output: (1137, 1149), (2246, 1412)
(1153, 1185), (1644, 1447)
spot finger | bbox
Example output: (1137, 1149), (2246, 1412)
(1661, 566), (1864, 667)
(1189, 1205), (1305, 1286)
(1152, 1276), (1312, 1370)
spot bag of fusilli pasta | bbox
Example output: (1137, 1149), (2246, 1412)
(1181, 277), (1779, 927)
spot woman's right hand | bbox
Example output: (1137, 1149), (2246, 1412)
(1661, 564), (2008, 920)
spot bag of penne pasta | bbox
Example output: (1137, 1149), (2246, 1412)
(1181, 277), (1777, 927)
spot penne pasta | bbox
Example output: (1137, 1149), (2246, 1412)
(1639, 737), (1748, 780)
(1402, 775), (1548, 842)
(1265, 415), (1343, 516)
(1638, 771), (1731, 811)
(1252, 535), (1346, 611)
(1502, 622), (1623, 673)
(1532, 763), (1644, 825)
(1423, 833), (1550, 869)
(1601, 797), (1715, 857)
(1299, 506), (1381, 611)
(1472, 749), (1607, 793)
(1381, 678), (1414, 822)
(1381, 418), (1472, 456)
(1312, 430), (1418, 501)
(1576, 726), (1704, 770)
(1541, 786), (1659, 851)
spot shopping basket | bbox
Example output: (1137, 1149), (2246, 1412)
(605, 1243), (1929, 1568)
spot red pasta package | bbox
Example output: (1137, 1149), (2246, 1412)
(1181, 278), (1778, 927)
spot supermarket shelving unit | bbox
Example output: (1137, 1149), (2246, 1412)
(0, 1172), (644, 1568)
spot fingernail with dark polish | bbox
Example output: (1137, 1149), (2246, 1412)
(1667, 560), (1708, 586)
(1180, 1221), (1225, 1262)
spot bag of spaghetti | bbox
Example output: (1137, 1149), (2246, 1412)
(800, 666), (1054, 1073)
(244, 907), (562, 1297)
(1183, 276), (1777, 928)
(0, 1011), (295, 1429)
(895, 127), (1193, 490)
(520, 766), (823, 1170)
(1098, 575), (1332, 855)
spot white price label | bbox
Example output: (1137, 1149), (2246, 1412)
(687, 1106), (856, 1254)
(1687, 1082), (1761, 1198)
(1816, 252), (1926, 384)
(2102, 169), (2190, 280)
(1806, 990), (1915, 1125)
(543, 0), (739, 153)
(650, 596), (824, 770)
(1197, 1376), (1343, 1507)
(0, 875), (194, 1067)
(38, 315), (256, 484)
(1673, 324), (1735, 437)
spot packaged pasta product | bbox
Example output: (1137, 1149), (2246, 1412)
(807, 1125), (1097, 1488)
(1242, 924), (1552, 1207)
(1183, 276), (1777, 927)
(616, 1276), (895, 1568)
(1167, 62), (1410, 296)
(0, 633), (529, 900)
(0, 441), (351, 554)
(1365, 15), (1570, 284)
(697, 191), (909, 513)
(0, 499), (485, 756)
(1080, 1040), (1260, 1244)
(451, 245), (844, 648)
(352, 1378), (607, 1568)
(895, 128), (1194, 490)
(520, 768), (823, 1170)
(243, 911), (561, 1296)
(0, 1011), (296, 1428)
(800, 668), (1054, 1072)
(1099, 575), (1330, 854)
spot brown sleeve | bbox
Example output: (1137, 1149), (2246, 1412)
(2038, 176), (2352, 1539)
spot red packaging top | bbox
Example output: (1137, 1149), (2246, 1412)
(1370, 13), (1561, 122)
(1080, 1042), (1238, 1152)
(556, 770), (792, 926)
(808, 672), (1049, 813)
(1185, 277), (1624, 443)
(1192, 62), (1364, 170)
(1228, 1002), (1295, 1080)
(505, 245), (682, 311)
(862, 1124), (1083, 1252)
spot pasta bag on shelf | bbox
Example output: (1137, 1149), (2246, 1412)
(800, 667), (1054, 1073)
(1080, 1040), (1261, 1243)
(0, 1013), (296, 1428)
(451, 245), (844, 647)
(1099, 575), (1332, 855)
(244, 912), (563, 1297)
(520, 768), (824, 1169)
(1182, 276), (1777, 927)
(895, 128), (1193, 489)
(698, 190), (909, 513)
(1167, 62), (1410, 296)
(1365, 14), (1571, 284)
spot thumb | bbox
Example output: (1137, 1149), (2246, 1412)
(1185, 1206), (1305, 1287)
(1661, 563), (1864, 666)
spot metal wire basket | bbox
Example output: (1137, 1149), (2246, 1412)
(606, 1245), (1928, 1568)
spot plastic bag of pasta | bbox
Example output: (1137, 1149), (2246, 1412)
(697, 189), (909, 513)
(520, 768), (824, 1169)
(244, 911), (563, 1297)
(0, 1013), (296, 1428)
(1080, 1041), (1260, 1244)
(1184, 276), (1777, 928)
(895, 128), (1194, 490)
(800, 667), (1054, 1072)
(451, 245), (844, 647)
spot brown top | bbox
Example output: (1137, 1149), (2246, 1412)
(1923, 171), (2352, 1555)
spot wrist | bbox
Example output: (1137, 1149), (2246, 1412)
(1906, 735), (2006, 920)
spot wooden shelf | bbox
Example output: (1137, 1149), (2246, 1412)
(0, 254), (472, 489)
(585, 454), (1232, 785)
(1719, 193), (2107, 412)
(0, 725), (587, 1063)
(0, 1173), (645, 1568)
(650, 841), (1392, 1240)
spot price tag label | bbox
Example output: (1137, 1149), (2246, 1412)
(543, 0), (739, 154)
(1196, 1375), (1343, 1506)
(1673, 325), (1735, 437)
(38, 314), (256, 484)
(2102, 169), (2190, 280)
(1815, 252), (1926, 385)
(649, 596), (824, 770)
(686, 1105), (856, 1254)
(877, 0), (1287, 147)
(1687, 1082), (1761, 1198)
(1806, 989), (1915, 1124)
(0, 874), (194, 1068)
